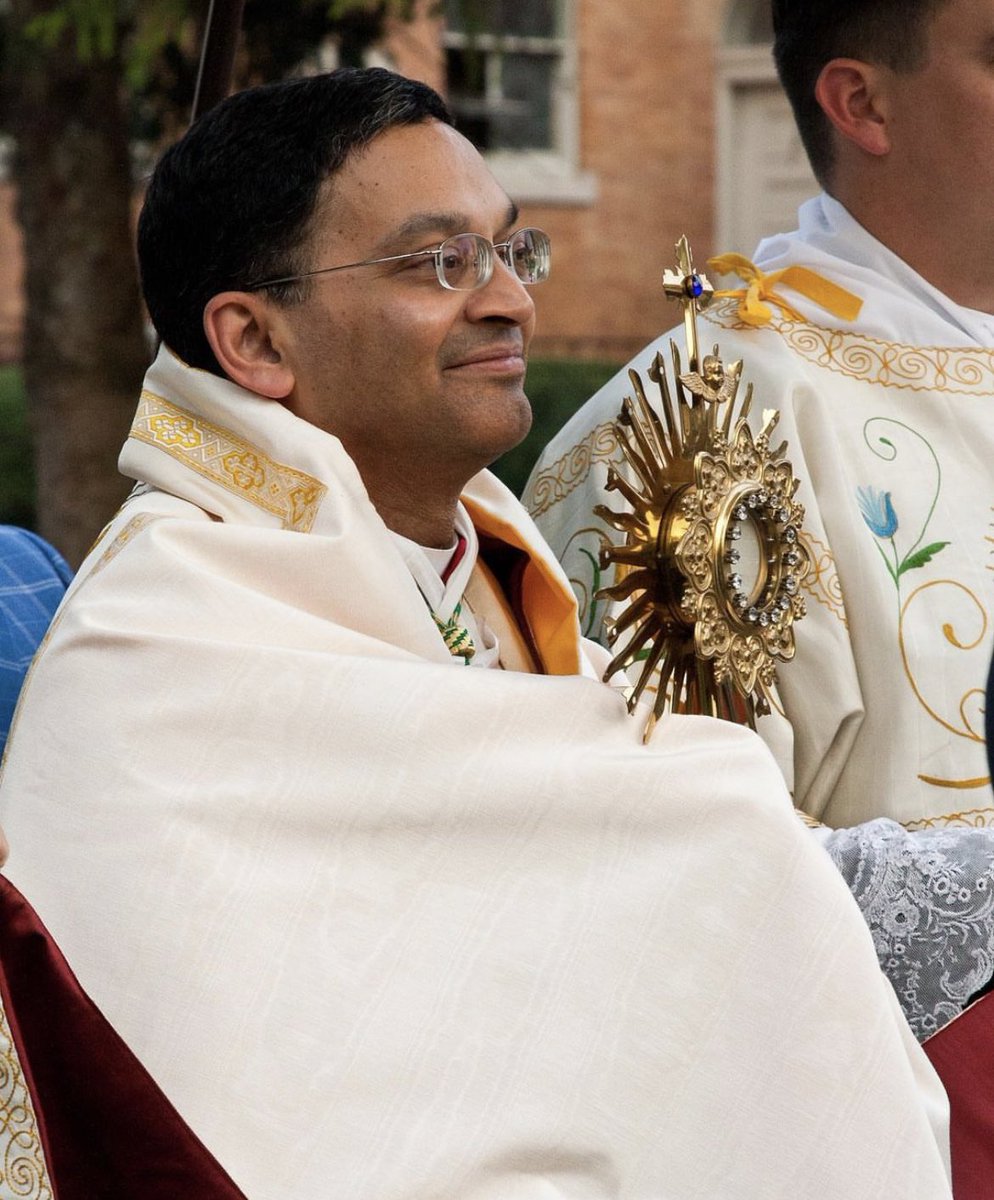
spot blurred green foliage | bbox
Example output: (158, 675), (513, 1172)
(0, 367), (34, 529)
(491, 357), (620, 498)
(0, 357), (620, 530)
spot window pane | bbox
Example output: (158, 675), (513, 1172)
(495, 0), (557, 38)
(492, 53), (554, 151)
(446, 45), (486, 100)
(445, 46), (493, 149)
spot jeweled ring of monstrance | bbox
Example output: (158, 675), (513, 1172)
(594, 236), (811, 742)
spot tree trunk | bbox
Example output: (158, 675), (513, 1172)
(8, 5), (150, 567)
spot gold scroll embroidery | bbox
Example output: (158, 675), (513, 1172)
(531, 304), (994, 521)
(0, 1001), (54, 1199)
(896, 578), (990, 792)
(526, 420), (621, 519)
(131, 391), (326, 532)
(704, 299), (994, 395)
(799, 531), (847, 630)
(986, 506), (994, 574)
(904, 806), (994, 831)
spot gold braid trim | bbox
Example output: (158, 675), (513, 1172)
(432, 602), (476, 664)
(131, 391), (327, 532)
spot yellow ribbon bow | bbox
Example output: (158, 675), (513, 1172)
(707, 252), (864, 328)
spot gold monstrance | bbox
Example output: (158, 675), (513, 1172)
(595, 237), (811, 742)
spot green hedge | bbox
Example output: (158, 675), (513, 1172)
(0, 367), (34, 528)
(490, 357), (621, 497)
(0, 357), (620, 530)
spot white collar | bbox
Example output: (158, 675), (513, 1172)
(752, 192), (994, 345)
(389, 504), (479, 623)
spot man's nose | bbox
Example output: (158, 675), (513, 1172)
(464, 256), (537, 325)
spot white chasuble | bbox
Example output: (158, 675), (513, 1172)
(528, 193), (994, 830)
(0, 346), (950, 1198)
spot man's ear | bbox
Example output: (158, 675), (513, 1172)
(203, 292), (296, 399)
(815, 58), (892, 158)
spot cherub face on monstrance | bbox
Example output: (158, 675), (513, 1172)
(594, 237), (812, 742)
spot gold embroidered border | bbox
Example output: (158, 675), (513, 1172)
(90, 512), (166, 580)
(903, 805), (994, 831)
(986, 506), (994, 574)
(0, 1001), (54, 1199)
(131, 391), (326, 532)
(526, 420), (621, 519)
(799, 531), (847, 630)
(531, 302), (994, 518)
(704, 299), (994, 395)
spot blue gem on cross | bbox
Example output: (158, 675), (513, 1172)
(688, 274), (704, 299)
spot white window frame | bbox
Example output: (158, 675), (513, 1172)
(442, 0), (596, 206)
(715, 3), (817, 252)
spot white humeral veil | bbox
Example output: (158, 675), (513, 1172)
(0, 348), (950, 1198)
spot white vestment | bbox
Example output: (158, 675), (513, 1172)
(527, 193), (994, 830)
(0, 347), (951, 1198)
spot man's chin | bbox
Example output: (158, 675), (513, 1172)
(482, 403), (534, 469)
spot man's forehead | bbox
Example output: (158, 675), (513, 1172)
(314, 123), (518, 252)
(336, 120), (486, 187)
(378, 202), (519, 248)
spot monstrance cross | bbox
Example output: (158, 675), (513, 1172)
(661, 235), (714, 375)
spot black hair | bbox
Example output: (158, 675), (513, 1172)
(772, 0), (947, 185)
(138, 67), (453, 374)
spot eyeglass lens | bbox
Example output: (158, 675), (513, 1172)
(437, 229), (550, 290)
(438, 235), (493, 290)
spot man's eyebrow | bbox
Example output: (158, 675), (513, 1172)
(375, 203), (521, 253)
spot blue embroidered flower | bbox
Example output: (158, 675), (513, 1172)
(856, 485), (898, 538)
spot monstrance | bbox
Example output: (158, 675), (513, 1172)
(594, 237), (811, 742)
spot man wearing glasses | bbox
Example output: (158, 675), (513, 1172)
(0, 68), (951, 1197)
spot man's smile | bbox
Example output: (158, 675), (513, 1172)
(442, 339), (527, 375)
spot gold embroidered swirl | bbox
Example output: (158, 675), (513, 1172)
(897, 579), (991, 792)
(904, 806), (994, 831)
(527, 421), (621, 518)
(900, 579), (987, 744)
(798, 531), (847, 629)
(0, 1001), (54, 1199)
(704, 300), (994, 395)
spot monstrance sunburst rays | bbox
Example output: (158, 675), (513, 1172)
(594, 237), (811, 742)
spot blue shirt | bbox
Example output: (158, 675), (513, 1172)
(0, 527), (72, 753)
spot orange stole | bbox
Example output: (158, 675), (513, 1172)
(464, 496), (582, 677)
